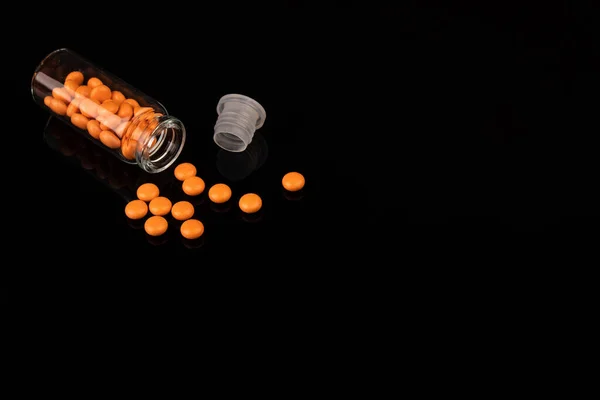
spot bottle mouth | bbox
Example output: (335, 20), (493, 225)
(213, 130), (248, 152)
(136, 117), (186, 173)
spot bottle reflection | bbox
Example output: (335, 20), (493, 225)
(43, 116), (171, 203)
(44, 116), (177, 247)
(210, 202), (231, 213)
(216, 132), (268, 181)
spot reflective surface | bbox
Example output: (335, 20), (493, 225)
(40, 101), (329, 255)
(216, 132), (268, 181)
(23, 3), (582, 266)
(43, 116), (171, 203)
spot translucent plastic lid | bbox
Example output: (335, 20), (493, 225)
(213, 94), (266, 152)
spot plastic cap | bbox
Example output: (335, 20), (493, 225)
(213, 94), (266, 152)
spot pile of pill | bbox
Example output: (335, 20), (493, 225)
(43, 70), (162, 161)
(124, 161), (305, 243)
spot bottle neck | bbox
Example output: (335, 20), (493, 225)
(122, 110), (186, 173)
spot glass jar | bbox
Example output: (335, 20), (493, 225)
(31, 48), (186, 173)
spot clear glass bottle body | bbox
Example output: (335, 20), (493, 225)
(31, 48), (186, 173)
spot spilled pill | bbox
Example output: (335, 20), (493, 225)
(137, 183), (159, 201)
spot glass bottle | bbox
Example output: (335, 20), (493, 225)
(31, 48), (186, 173)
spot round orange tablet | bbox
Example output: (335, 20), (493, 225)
(208, 183), (232, 203)
(149, 196), (172, 216)
(282, 172), (305, 192)
(124, 199), (148, 220)
(144, 215), (168, 236)
(238, 193), (262, 214)
(90, 85), (112, 103)
(65, 71), (84, 85)
(180, 219), (204, 239)
(137, 183), (159, 201)
(174, 162), (197, 181)
(182, 176), (205, 196)
(87, 77), (103, 89)
(171, 201), (194, 220)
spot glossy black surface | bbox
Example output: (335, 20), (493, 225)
(12, 3), (599, 266)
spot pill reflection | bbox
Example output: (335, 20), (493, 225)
(210, 202), (231, 213)
(241, 209), (263, 223)
(181, 237), (204, 249)
(146, 233), (168, 246)
(187, 194), (205, 206)
(282, 188), (305, 201)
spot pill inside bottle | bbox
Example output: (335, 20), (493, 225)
(31, 48), (187, 174)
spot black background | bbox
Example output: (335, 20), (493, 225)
(8, 2), (600, 267)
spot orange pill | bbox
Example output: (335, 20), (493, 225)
(124, 98), (139, 108)
(129, 121), (147, 142)
(121, 138), (137, 160)
(79, 98), (99, 118)
(87, 119), (102, 139)
(137, 183), (159, 201)
(282, 172), (305, 192)
(117, 102), (133, 120)
(180, 219), (204, 239)
(149, 196), (172, 216)
(66, 98), (80, 117)
(65, 71), (84, 85)
(49, 98), (68, 116)
(134, 106), (153, 117)
(44, 96), (52, 107)
(99, 99), (119, 115)
(71, 113), (89, 129)
(52, 87), (71, 104)
(124, 199), (148, 220)
(87, 77), (103, 88)
(182, 176), (206, 196)
(171, 201), (194, 220)
(239, 193), (262, 214)
(75, 85), (91, 98)
(111, 90), (125, 104)
(63, 79), (80, 93)
(174, 163), (196, 181)
(144, 215), (168, 236)
(208, 183), (232, 203)
(99, 130), (121, 149)
(90, 85), (111, 103)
